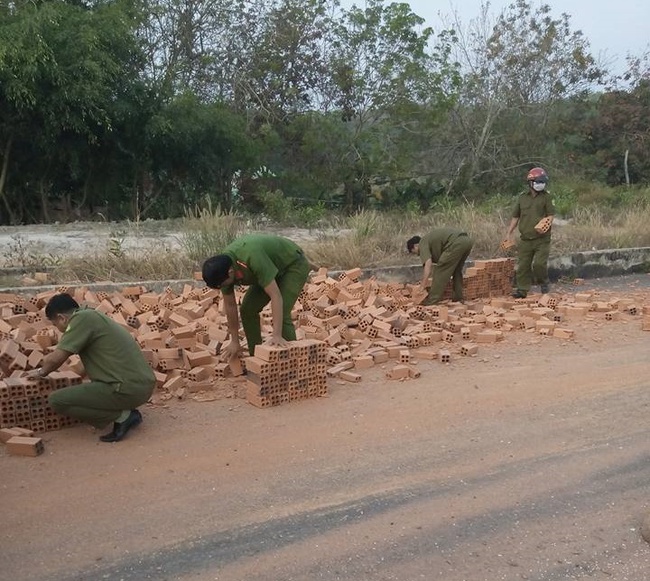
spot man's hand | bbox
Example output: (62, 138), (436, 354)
(25, 367), (43, 379)
(221, 340), (242, 362)
(265, 334), (289, 348)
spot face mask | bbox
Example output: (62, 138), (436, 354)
(532, 181), (546, 192)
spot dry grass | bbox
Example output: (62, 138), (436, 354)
(179, 200), (247, 262)
(46, 201), (248, 284)
(554, 206), (650, 252)
(54, 246), (193, 283)
(7, 195), (650, 285)
(305, 204), (650, 269)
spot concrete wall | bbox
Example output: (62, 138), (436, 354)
(547, 247), (650, 280)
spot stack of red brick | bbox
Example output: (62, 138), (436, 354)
(244, 341), (327, 407)
(0, 373), (82, 433)
(461, 258), (514, 300)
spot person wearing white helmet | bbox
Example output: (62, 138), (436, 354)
(504, 167), (555, 298)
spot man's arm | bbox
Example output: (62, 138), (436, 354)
(421, 258), (433, 289)
(221, 292), (242, 359)
(28, 348), (71, 378)
(263, 279), (288, 347)
(506, 217), (519, 238)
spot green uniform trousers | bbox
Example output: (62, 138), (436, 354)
(426, 234), (474, 304)
(49, 380), (154, 429)
(241, 255), (310, 356)
(515, 237), (551, 292)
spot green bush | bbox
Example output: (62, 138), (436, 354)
(257, 189), (294, 223)
(550, 185), (578, 217)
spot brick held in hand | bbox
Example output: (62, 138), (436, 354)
(534, 216), (553, 233)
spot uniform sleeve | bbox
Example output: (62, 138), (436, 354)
(511, 199), (521, 218)
(56, 314), (94, 354)
(419, 241), (432, 265)
(546, 195), (555, 216)
(247, 251), (279, 288)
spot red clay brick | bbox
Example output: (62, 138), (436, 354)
(6, 436), (44, 457)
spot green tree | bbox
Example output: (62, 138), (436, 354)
(0, 0), (146, 223)
(145, 93), (259, 214)
(323, 0), (459, 210)
(580, 80), (650, 185)
(445, 0), (605, 190)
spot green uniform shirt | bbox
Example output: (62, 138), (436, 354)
(221, 234), (304, 295)
(57, 308), (155, 390)
(418, 228), (466, 264)
(512, 190), (555, 240)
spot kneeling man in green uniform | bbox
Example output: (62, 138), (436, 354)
(407, 228), (474, 305)
(29, 293), (155, 442)
(202, 234), (310, 359)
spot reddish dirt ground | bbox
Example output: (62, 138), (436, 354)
(2, 282), (650, 581)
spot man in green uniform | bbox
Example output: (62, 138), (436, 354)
(28, 293), (155, 442)
(505, 167), (555, 298)
(406, 228), (474, 305)
(202, 234), (310, 359)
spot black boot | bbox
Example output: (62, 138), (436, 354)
(100, 409), (143, 443)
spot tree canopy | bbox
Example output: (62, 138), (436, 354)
(0, 0), (647, 224)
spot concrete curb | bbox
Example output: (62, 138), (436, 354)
(547, 247), (650, 280)
(1, 247), (649, 295)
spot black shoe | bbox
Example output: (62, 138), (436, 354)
(540, 283), (550, 294)
(100, 409), (143, 443)
(511, 289), (527, 299)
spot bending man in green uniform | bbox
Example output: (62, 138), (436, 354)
(505, 167), (555, 298)
(27, 293), (155, 442)
(406, 228), (474, 305)
(202, 234), (311, 359)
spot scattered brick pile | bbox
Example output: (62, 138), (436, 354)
(0, 258), (648, 440)
(294, 269), (648, 385)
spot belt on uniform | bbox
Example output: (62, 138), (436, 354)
(445, 232), (468, 246)
(289, 249), (307, 265)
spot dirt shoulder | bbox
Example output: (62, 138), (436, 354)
(2, 297), (650, 581)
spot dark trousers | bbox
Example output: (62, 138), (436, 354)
(426, 234), (474, 304)
(240, 256), (310, 356)
(49, 380), (154, 429)
(515, 237), (551, 292)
